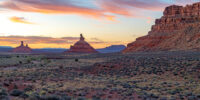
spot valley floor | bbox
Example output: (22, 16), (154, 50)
(0, 51), (200, 100)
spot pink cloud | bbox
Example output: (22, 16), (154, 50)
(1, 0), (194, 20)
(0, 0), (114, 20)
(97, 0), (168, 17)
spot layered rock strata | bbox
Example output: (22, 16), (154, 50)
(123, 2), (200, 52)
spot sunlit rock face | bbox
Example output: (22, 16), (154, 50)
(13, 41), (32, 53)
(123, 2), (200, 52)
(65, 34), (98, 53)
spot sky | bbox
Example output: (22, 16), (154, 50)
(0, 0), (199, 48)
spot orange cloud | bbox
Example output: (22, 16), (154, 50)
(0, 0), (114, 20)
(146, 17), (153, 24)
(0, 35), (124, 48)
(0, 0), (170, 21)
(9, 16), (34, 24)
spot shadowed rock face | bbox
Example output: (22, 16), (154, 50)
(13, 41), (32, 53)
(123, 2), (200, 52)
(66, 34), (98, 53)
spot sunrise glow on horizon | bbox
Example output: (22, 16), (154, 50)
(0, 0), (199, 49)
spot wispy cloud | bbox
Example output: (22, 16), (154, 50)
(1, 0), (198, 21)
(0, 0), (177, 20)
(9, 16), (34, 24)
(0, 35), (124, 48)
(0, 0), (114, 20)
(0, 35), (122, 44)
(97, 0), (167, 17)
(0, 35), (79, 44)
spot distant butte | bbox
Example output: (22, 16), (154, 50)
(123, 2), (200, 52)
(13, 41), (32, 53)
(65, 34), (98, 53)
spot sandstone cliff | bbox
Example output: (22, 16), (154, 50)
(123, 2), (200, 52)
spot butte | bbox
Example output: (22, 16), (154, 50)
(65, 34), (98, 53)
(13, 41), (32, 53)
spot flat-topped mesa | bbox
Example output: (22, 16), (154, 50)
(13, 41), (32, 53)
(65, 34), (98, 53)
(123, 2), (200, 52)
(163, 2), (200, 17)
(150, 2), (200, 33)
(163, 5), (183, 17)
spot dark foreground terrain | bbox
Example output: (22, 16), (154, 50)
(0, 51), (200, 100)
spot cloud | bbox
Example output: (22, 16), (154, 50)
(1, 0), (197, 21)
(9, 16), (34, 24)
(146, 17), (153, 24)
(97, 0), (168, 17)
(89, 37), (106, 44)
(0, 35), (121, 45)
(0, 0), (171, 20)
(89, 37), (124, 44)
(0, 35), (79, 44)
(0, 0), (114, 20)
(0, 35), (127, 48)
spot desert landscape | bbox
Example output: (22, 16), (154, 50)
(1, 51), (200, 100)
(1, 0), (200, 100)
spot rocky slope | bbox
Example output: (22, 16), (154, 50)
(123, 2), (200, 52)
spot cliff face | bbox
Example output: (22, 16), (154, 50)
(123, 2), (200, 52)
(65, 34), (98, 53)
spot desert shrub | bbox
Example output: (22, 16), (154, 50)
(187, 95), (197, 100)
(29, 92), (40, 100)
(40, 95), (61, 100)
(168, 90), (177, 95)
(173, 72), (178, 76)
(75, 58), (79, 62)
(179, 95), (184, 100)
(24, 85), (33, 92)
(13, 84), (18, 89)
(169, 96), (176, 100)
(160, 97), (168, 100)
(19, 61), (23, 64)
(77, 97), (86, 100)
(122, 83), (132, 89)
(0, 88), (10, 100)
(44, 59), (51, 64)
(27, 59), (31, 63)
(92, 95), (101, 100)
(196, 94), (200, 98)
(3, 82), (9, 87)
(185, 92), (193, 96)
(59, 66), (63, 69)
(20, 93), (29, 100)
(61, 96), (72, 100)
(10, 89), (23, 96)
(0, 88), (8, 96)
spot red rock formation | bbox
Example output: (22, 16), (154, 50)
(65, 34), (98, 53)
(13, 41), (32, 53)
(123, 2), (200, 52)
